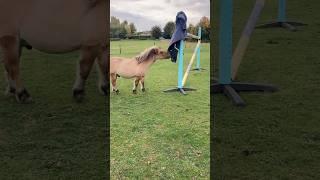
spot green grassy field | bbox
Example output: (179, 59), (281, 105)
(213, 0), (320, 179)
(0, 50), (107, 179)
(110, 40), (210, 178)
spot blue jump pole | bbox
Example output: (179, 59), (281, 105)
(196, 27), (201, 69)
(164, 39), (196, 94)
(278, 0), (286, 22)
(256, 0), (306, 31)
(212, 0), (278, 106)
(177, 40), (184, 89)
(218, 0), (232, 84)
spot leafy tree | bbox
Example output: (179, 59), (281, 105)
(151, 26), (162, 39)
(196, 16), (210, 41)
(110, 16), (121, 38)
(187, 23), (197, 36)
(129, 23), (137, 34)
(163, 21), (175, 39)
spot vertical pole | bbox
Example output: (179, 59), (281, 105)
(196, 27), (201, 69)
(219, 0), (233, 84)
(278, 0), (286, 22)
(177, 40), (184, 88)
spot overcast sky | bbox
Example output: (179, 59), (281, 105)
(110, 0), (210, 31)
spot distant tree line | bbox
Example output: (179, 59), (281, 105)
(110, 16), (137, 39)
(110, 16), (210, 41)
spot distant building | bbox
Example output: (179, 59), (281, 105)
(129, 31), (152, 39)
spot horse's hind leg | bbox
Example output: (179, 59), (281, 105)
(96, 46), (108, 95)
(73, 45), (98, 101)
(132, 78), (140, 94)
(0, 36), (31, 103)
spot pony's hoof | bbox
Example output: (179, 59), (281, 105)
(141, 88), (146, 92)
(5, 86), (16, 97)
(132, 89), (137, 94)
(73, 89), (85, 102)
(15, 89), (33, 103)
(100, 85), (108, 96)
(112, 89), (119, 94)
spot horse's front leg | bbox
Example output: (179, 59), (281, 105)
(110, 73), (119, 94)
(96, 45), (108, 95)
(140, 76), (146, 92)
(73, 45), (98, 101)
(132, 77), (140, 94)
(0, 36), (31, 103)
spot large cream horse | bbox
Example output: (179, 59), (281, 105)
(110, 46), (170, 94)
(0, 0), (108, 103)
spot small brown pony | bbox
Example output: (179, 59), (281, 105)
(110, 46), (170, 94)
(0, 0), (108, 103)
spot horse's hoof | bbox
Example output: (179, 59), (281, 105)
(112, 89), (119, 94)
(141, 88), (146, 92)
(132, 89), (137, 94)
(5, 86), (16, 97)
(15, 89), (33, 103)
(100, 85), (108, 96)
(73, 89), (85, 102)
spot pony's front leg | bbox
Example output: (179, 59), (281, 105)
(110, 73), (119, 94)
(73, 45), (98, 101)
(132, 78), (140, 94)
(0, 36), (31, 103)
(140, 76), (146, 92)
(96, 45), (108, 95)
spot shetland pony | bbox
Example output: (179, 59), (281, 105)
(110, 46), (170, 94)
(0, 0), (107, 103)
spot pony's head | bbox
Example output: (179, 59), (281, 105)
(135, 46), (170, 64)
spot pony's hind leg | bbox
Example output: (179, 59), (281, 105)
(0, 36), (31, 103)
(132, 78), (140, 94)
(73, 45), (98, 101)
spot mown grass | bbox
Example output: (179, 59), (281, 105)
(0, 50), (107, 179)
(213, 0), (320, 179)
(110, 40), (210, 179)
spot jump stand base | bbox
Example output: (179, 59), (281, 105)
(211, 82), (278, 106)
(163, 87), (196, 95)
(191, 67), (206, 71)
(256, 21), (307, 31)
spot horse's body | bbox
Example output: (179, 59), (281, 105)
(0, 0), (108, 102)
(110, 46), (170, 93)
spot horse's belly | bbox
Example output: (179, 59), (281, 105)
(18, 0), (106, 53)
(117, 63), (142, 79)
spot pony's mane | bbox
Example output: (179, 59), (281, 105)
(135, 46), (158, 64)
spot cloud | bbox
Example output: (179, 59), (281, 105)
(110, 0), (210, 31)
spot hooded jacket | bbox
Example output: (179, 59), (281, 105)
(168, 11), (187, 63)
